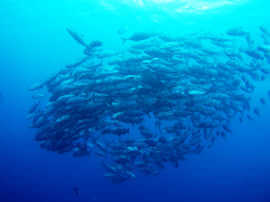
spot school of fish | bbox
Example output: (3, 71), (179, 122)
(28, 26), (270, 183)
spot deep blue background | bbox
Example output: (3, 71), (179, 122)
(0, 0), (270, 201)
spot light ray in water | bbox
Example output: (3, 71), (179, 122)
(112, 0), (247, 13)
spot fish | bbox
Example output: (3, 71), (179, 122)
(28, 102), (40, 114)
(104, 173), (128, 184)
(244, 50), (264, 60)
(66, 28), (88, 47)
(247, 114), (254, 121)
(260, 26), (270, 36)
(260, 98), (266, 105)
(257, 45), (270, 54)
(84, 40), (103, 56)
(226, 28), (248, 37)
(73, 186), (80, 197)
(254, 107), (260, 117)
(29, 82), (45, 91)
(121, 32), (156, 43)
(66, 56), (90, 68)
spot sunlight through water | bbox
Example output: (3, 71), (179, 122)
(101, 0), (247, 14)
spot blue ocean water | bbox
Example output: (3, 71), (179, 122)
(1, 0), (270, 202)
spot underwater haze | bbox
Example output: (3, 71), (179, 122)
(1, 0), (270, 202)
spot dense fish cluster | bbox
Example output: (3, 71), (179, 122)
(28, 26), (270, 183)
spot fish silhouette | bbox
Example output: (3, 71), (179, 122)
(73, 186), (80, 197)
